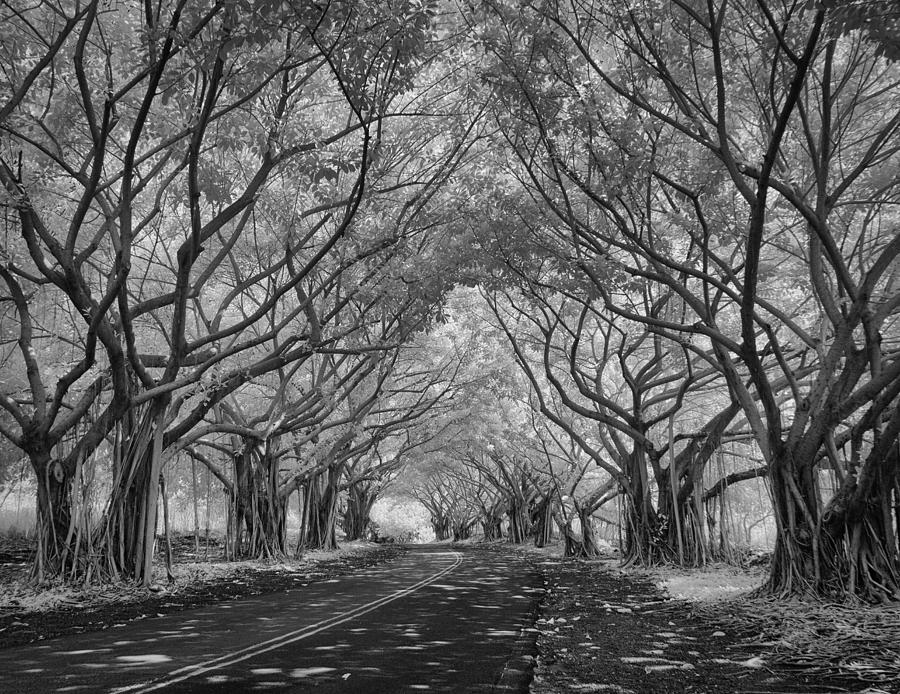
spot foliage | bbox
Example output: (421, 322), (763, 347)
(0, 0), (897, 606)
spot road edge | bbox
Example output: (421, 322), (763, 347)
(493, 563), (545, 693)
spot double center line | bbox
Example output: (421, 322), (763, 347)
(113, 550), (463, 693)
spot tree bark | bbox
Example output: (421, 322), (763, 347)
(767, 424), (900, 601)
(531, 495), (553, 548)
(431, 515), (451, 541)
(342, 482), (377, 541)
(233, 440), (287, 558)
(451, 518), (474, 541)
(32, 449), (73, 580)
(507, 500), (529, 544)
(98, 399), (170, 584)
(299, 466), (341, 550)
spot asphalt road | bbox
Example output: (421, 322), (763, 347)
(0, 546), (543, 693)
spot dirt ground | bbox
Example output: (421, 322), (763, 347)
(526, 554), (895, 694)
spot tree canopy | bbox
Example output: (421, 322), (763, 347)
(1, 0), (898, 602)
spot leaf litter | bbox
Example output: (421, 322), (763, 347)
(497, 541), (878, 693)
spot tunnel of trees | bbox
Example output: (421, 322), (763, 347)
(0, 0), (898, 603)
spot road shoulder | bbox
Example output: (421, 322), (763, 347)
(0, 543), (405, 650)
(530, 556), (865, 694)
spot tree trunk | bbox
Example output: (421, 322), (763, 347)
(452, 518), (474, 541)
(342, 482), (377, 541)
(481, 512), (503, 540)
(233, 441), (287, 559)
(766, 432), (900, 601)
(658, 484), (708, 566)
(299, 466), (341, 550)
(191, 455), (200, 556)
(620, 447), (662, 566)
(159, 472), (175, 583)
(98, 399), (169, 584)
(531, 495), (553, 548)
(655, 406), (738, 567)
(32, 449), (74, 580)
(507, 497), (529, 544)
(578, 507), (600, 557)
(431, 514), (451, 541)
(764, 447), (822, 596)
(233, 445), (252, 556)
(561, 507), (601, 558)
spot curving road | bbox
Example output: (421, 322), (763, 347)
(0, 546), (543, 693)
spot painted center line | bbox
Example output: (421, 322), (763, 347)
(112, 550), (463, 693)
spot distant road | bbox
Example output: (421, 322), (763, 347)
(0, 546), (543, 693)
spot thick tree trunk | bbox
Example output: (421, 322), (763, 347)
(452, 518), (474, 541)
(620, 447), (663, 566)
(507, 498), (529, 544)
(159, 473), (175, 583)
(299, 466), (341, 550)
(431, 515), (451, 540)
(765, 448), (822, 595)
(342, 482), (377, 541)
(98, 399), (169, 584)
(531, 495), (553, 548)
(655, 405), (738, 566)
(191, 456), (200, 556)
(766, 436), (900, 601)
(561, 522), (580, 557)
(232, 441), (287, 559)
(578, 507), (600, 557)
(658, 488), (708, 566)
(561, 507), (601, 558)
(32, 450), (74, 580)
(233, 446), (252, 556)
(481, 513), (503, 540)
